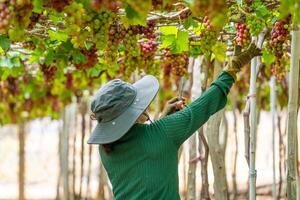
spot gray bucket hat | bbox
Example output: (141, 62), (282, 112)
(87, 75), (159, 144)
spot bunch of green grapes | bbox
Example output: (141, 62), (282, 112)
(123, 27), (140, 76)
(92, 11), (116, 50)
(105, 21), (125, 64)
(198, 16), (218, 55)
(64, 2), (91, 48)
(246, 15), (264, 36)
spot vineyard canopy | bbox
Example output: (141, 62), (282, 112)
(0, 0), (299, 124)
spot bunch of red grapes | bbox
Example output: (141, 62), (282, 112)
(235, 23), (250, 47)
(152, 0), (175, 10)
(139, 38), (158, 72)
(91, 0), (122, 11)
(269, 17), (290, 80)
(140, 39), (158, 58)
(7, 76), (19, 96)
(75, 47), (98, 70)
(65, 73), (73, 90)
(132, 20), (157, 39)
(44, 0), (72, 12)
(0, 1), (14, 33)
(41, 65), (57, 82)
(162, 49), (189, 77)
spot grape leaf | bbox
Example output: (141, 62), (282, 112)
(0, 35), (11, 51)
(183, 17), (198, 29)
(212, 42), (226, 62)
(161, 35), (176, 48)
(48, 30), (68, 42)
(262, 50), (275, 65)
(45, 49), (55, 65)
(124, 5), (147, 26)
(159, 26), (178, 35)
(0, 57), (13, 68)
(49, 12), (65, 25)
(33, 0), (43, 13)
(176, 30), (189, 52)
(72, 50), (86, 64)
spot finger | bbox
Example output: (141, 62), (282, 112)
(175, 101), (184, 109)
(168, 97), (179, 104)
(234, 45), (242, 56)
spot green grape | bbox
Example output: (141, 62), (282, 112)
(198, 16), (218, 55)
(246, 15), (264, 36)
(122, 26), (141, 77)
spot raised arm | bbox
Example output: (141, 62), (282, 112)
(150, 43), (261, 148)
(151, 71), (233, 147)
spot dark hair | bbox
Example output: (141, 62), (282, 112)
(102, 140), (122, 154)
(102, 143), (114, 154)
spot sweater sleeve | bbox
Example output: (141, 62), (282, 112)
(150, 71), (234, 148)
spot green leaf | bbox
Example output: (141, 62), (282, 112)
(211, 42), (227, 62)
(183, 17), (198, 29)
(125, 0), (151, 25)
(176, 30), (189, 52)
(45, 49), (55, 65)
(30, 48), (43, 63)
(49, 12), (65, 25)
(0, 35), (11, 51)
(33, 0), (43, 13)
(159, 26), (178, 35)
(73, 50), (86, 64)
(124, 5), (147, 26)
(161, 35), (176, 48)
(48, 30), (68, 42)
(0, 57), (13, 68)
(262, 50), (275, 65)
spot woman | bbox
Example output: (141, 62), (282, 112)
(87, 44), (261, 199)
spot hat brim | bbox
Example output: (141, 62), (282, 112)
(87, 75), (159, 144)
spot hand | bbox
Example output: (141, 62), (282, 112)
(161, 97), (187, 117)
(224, 42), (262, 80)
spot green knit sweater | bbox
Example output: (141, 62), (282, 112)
(99, 71), (234, 200)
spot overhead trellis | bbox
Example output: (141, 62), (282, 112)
(0, 0), (298, 124)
